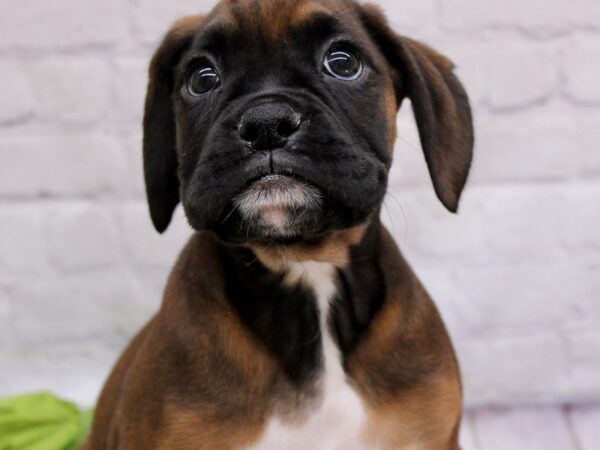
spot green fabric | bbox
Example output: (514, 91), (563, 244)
(0, 392), (93, 450)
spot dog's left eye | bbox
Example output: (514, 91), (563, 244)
(323, 49), (362, 80)
(188, 62), (220, 96)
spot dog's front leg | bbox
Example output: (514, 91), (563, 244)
(347, 227), (463, 450)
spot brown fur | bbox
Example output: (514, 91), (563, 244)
(384, 84), (398, 149)
(250, 223), (368, 270)
(214, 0), (333, 41)
(348, 227), (462, 449)
(88, 235), (275, 449)
(156, 403), (265, 450)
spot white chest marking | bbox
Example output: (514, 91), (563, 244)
(248, 262), (369, 450)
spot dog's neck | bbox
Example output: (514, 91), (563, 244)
(218, 220), (386, 387)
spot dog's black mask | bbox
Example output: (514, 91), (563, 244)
(143, 0), (474, 244)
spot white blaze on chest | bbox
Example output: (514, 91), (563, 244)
(249, 262), (369, 450)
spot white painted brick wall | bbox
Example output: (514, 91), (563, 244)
(473, 408), (579, 450)
(0, 0), (129, 50)
(0, 0), (599, 409)
(440, 0), (567, 37)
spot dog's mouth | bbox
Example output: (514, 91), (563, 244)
(242, 170), (314, 188)
(231, 173), (324, 240)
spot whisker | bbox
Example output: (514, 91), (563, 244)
(220, 205), (238, 225)
(382, 200), (396, 241)
(385, 190), (409, 244)
(396, 132), (421, 153)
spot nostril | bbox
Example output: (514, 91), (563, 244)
(276, 120), (295, 138)
(239, 123), (259, 143)
(277, 113), (301, 138)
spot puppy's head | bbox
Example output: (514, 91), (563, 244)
(143, 0), (473, 250)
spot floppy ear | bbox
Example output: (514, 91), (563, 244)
(143, 16), (205, 233)
(360, 5), (474, 213)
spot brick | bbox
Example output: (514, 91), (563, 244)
(117, 203), (192, 267)
(132, 0), (215, 44)
(121, 133), (146, 197)
(457, 334), (570, 406)
(489, 44), (558, 109)
(29, 58), (111, 125)
(129, 266), (174, 307)
(0, 340), (120, 407)
(565, 329), (600, 401)
(0, 288), (13, 345)
(423, 262), (599, 342)
(561, 187), (600, 258)
(0, 206), (47, 274)
(384, 184), (600, 266)
(577, 114), (600, 177)
(568, 0), (600, 28)
(111, 57), (149, 126)
(460, 414), (480, 450)
(473, 407), (577, 450)
(0, 292), (10, 319)
(569, 406), (600, 450)
(440, 43), (492, 108)
(10, 273), (157, 345)
(48, 204), (120, 271)
(376, 0), (438, 36)
(0, 0), (128, 50)
(0, 61), (35, 124)
(563, 37), (600, 103)
(0, 134), (128, 197)
(470, 115), (578, 183)
(441, 0), (567, 36)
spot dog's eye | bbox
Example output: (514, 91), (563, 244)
(323, 49), (362, 80)
(188, 62), (220, 96)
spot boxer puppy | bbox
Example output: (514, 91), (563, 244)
(84, 0), (473, 448)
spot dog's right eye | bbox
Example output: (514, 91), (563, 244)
(323, 48), (363, 81)
(188, 62), (220, 96)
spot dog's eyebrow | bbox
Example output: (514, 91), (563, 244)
(180, 11), (348, 69)
(193, 12), (339, 45)
(190, 24), (230, 55)
(291, 12), (340, 40)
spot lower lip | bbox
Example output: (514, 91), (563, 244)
(261, 174), (285, 182)
(251, 174), (298, 190)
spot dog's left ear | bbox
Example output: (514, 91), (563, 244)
(143, 15), (205, 233)
(360, 4), (474, 213)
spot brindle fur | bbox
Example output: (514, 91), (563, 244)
(84, 0), (473, 448)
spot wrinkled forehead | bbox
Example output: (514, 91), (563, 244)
(201, 0), (363, 45)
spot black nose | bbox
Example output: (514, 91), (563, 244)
(238, 103), (301, 150)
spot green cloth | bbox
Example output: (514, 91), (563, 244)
(0, 392), (92, 450)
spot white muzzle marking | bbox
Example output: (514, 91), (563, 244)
(233, 177), (322, 236)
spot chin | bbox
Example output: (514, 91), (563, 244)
(184, 169), (383, 245)
(220, 174), (326, 244)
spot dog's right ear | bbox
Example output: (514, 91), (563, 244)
(143, 16), (205, 233)
(359, 4), (474, 213)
